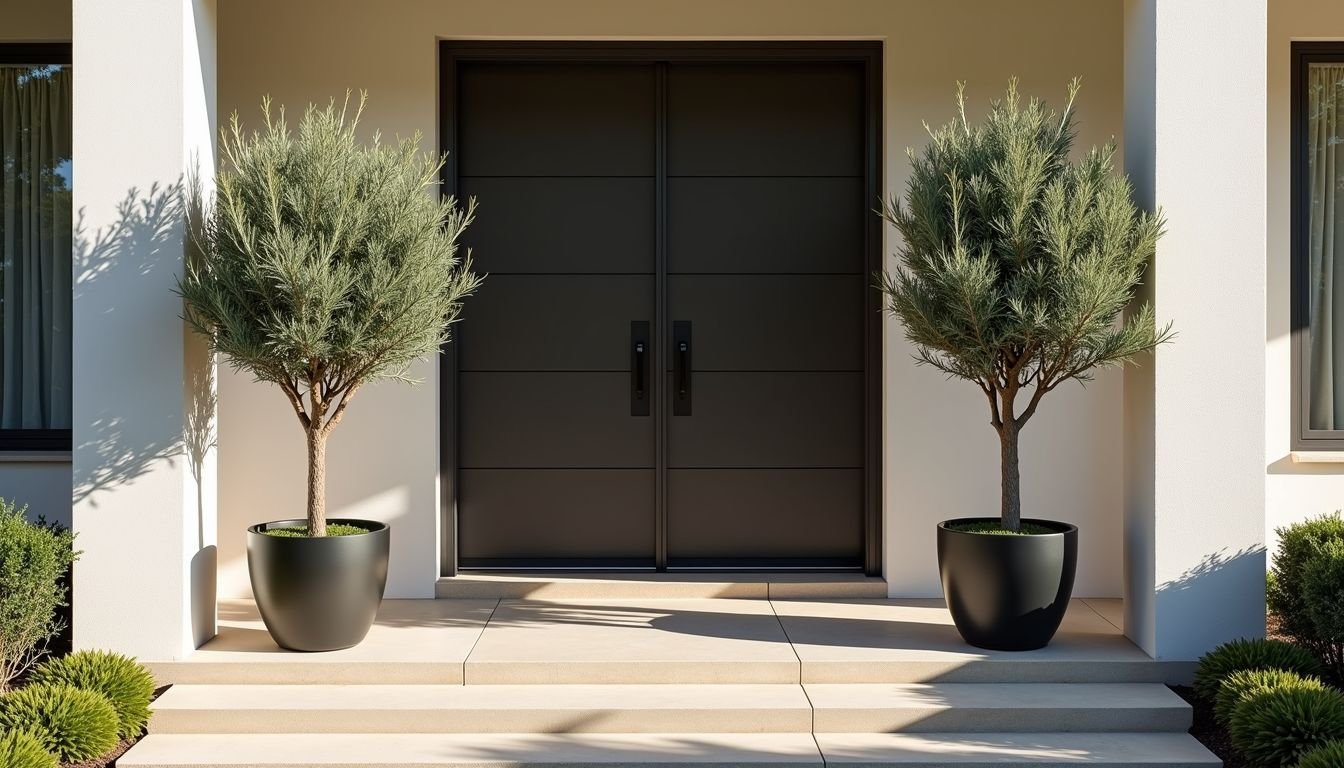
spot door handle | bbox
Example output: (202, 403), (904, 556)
(673, 320), (692, 416)
(631, 321), (650, 417)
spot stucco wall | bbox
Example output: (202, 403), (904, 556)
(216, 0), (1127, 599)
(0, 0), (73, 528)
(1267, 0), (1344, 559)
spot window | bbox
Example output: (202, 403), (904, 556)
(0, 44), (71, 451)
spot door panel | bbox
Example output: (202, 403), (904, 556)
(667, 372), (863, 468)
(667, 275), (863, 371)
(459, 63), (656, 177)
(460, 372), (653, 468)
(455, 60), (658, 566)
(460, 177), (655, 274)
(459, 469), (655, 565)
(667, 469), (863, 563)
(667, 177), (865, 273)
(460, 276), (653, 371)
(666, 62), (865, 177)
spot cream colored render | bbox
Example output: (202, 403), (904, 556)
(215, 0), (1127, 599)
(1267, 1), (1344, 555)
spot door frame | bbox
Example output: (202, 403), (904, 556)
(438, 40), (884, 576)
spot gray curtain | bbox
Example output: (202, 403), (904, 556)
(1309, 64), (1344, 431)
(0, 65), (71, 431)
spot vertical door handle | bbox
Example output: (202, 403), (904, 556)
(673, 320), (692, 416)
(631, 321), (650, 417)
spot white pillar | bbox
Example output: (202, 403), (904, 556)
(71, 0), (218, 659)
(1122, 0), (1267, 660)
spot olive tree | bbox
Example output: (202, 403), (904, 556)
(878, 80), (1171, 531)
(179, 94), (480, 536)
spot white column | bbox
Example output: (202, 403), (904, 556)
(1122, 0), (1267, 660)
(71, 0), (218, 659)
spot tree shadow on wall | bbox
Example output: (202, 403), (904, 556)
(1153, 545), (1267, 652)
(72, 176), (218, 646)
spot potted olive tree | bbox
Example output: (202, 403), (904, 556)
(179, 95), (480, 652)
(878, 80), (1170, 651)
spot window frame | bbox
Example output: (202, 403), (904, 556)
(0, 42), (72, 453)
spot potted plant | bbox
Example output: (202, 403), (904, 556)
(877, 79), (1170, 651)
(179, 94), (480, 651)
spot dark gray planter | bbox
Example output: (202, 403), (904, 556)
(247, 519), (389, 652)
(937, 517), (1078, 651)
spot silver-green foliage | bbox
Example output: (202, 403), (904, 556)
(178, 94), (481, 535)
(877, 80), (1170, 530)
(0, 730), (56, 768)
(0, 683), (120, 762)
(0, 500), (77, 690)
(32, 650), (156, 738)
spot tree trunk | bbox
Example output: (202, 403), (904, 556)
(306, 427), (327, 537)
(999, 421), (1022, 531)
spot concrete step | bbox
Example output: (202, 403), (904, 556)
(435, 574), (888, 600)
(148, 684), (813, 734)
(147, 682), (1192, 735)
(149, 599), (1184, 687)
(814, 732), (1222, 766)
(806, 683), (1191, 733)
(119, 732), (1221, 767)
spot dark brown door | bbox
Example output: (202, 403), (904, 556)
(449, 48), (872, 570)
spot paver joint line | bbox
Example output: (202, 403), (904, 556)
(461, 598), (501, 686)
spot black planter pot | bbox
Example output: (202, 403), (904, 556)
(937, 517), (1078, 651)
(247, 519), (390, 652)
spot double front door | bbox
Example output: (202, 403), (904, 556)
(446, 45), (877, 570)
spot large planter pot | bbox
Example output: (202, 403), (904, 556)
(937, 517), (1078, 651)
(247, 518), (390, 652)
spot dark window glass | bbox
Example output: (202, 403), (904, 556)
(0, 46), (71, 450)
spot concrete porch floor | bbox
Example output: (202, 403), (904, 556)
(147, 595), (1185, 686)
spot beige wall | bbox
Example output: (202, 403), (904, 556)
(216, 0), (1127, 598)
(1267, 1), (1344, 558)
(0, 0), (72, 528)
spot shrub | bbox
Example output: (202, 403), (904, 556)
(1301, 741), (1344, 768)
(0, 730), (57, 768)
(1269, 513), (1344, 671)
(1305, 539), (1344, 676)
(0, 683), (120, 762)
(32, 650), (156, 737)
(0, 499), (77, 689)
(1229, 686), (1344, 768)
(1192, 638), (1324, 701)
(1214, 668), (1325, 726)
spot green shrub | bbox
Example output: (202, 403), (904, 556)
(1301, 741), (1344, 768)
(1305, 539), (1344, 674)
(1214, 668), (1325, 726)
(1229, 686), (1344, 767)
(0, 730), (57, 768)
(1192, 638), (1324, 701)
(0, 500), (77, 689)
(32, 650), (156, 737)
(1295, 742), (1344, 768)
(1269, 513), (1344, 671)
(0, 683), (120, 762)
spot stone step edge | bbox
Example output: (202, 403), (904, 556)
(119, 731), (1221, 767)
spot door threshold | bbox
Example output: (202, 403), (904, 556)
(434, 571), (886, 600)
